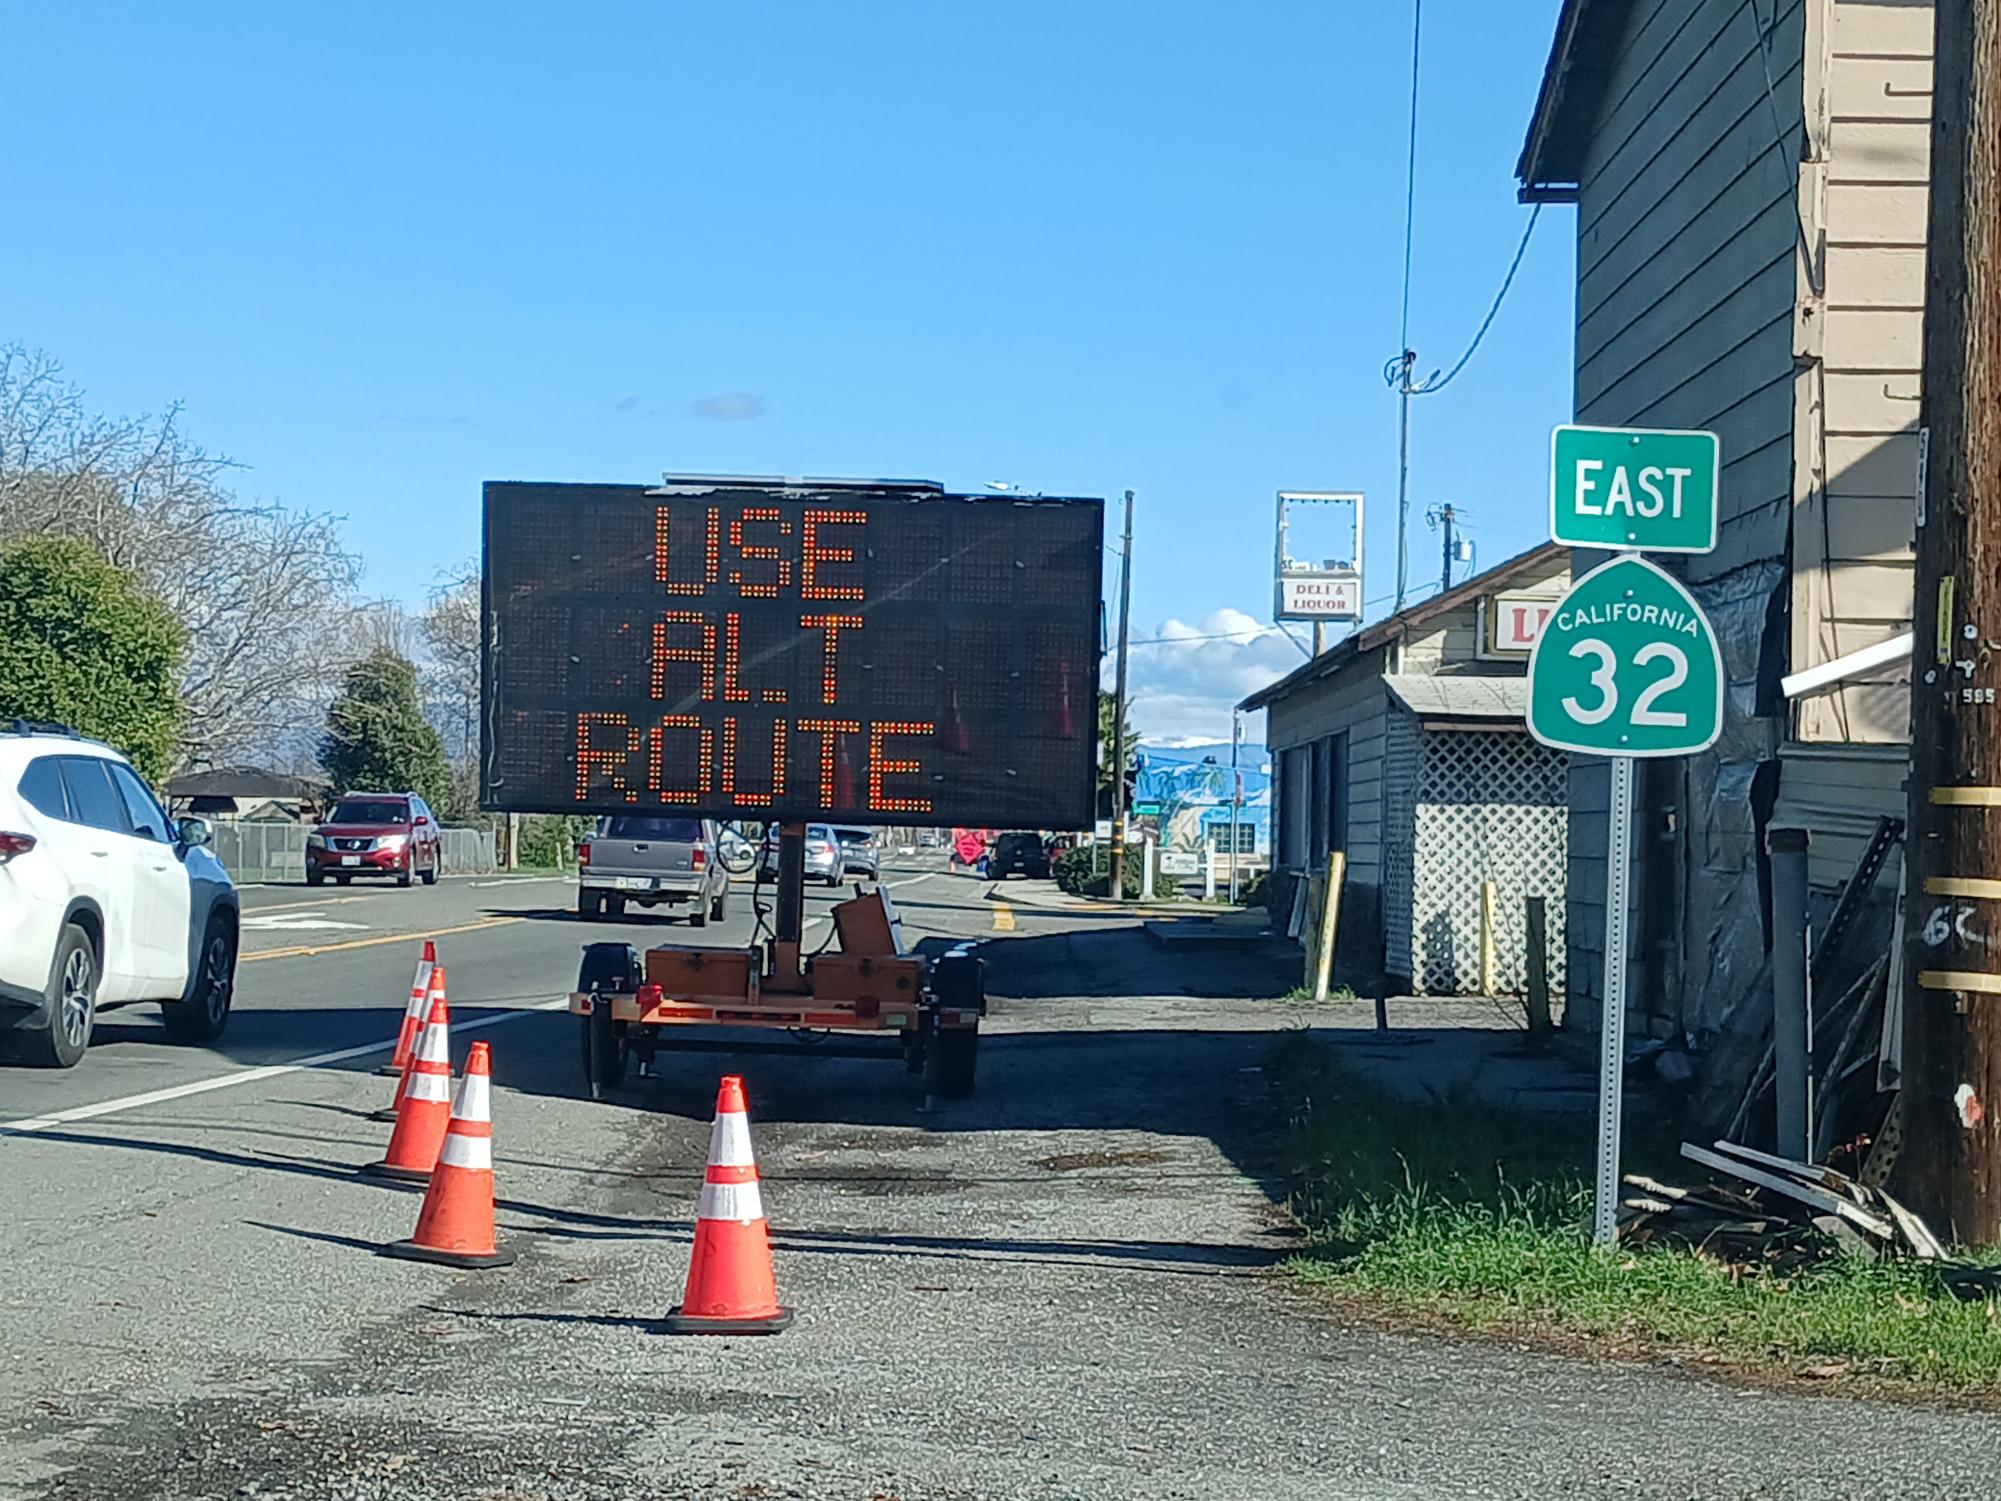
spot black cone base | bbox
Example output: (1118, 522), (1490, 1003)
(658, 1306), (794, 1335)
(382, 1238), (517, 1270)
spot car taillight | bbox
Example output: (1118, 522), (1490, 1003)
(691, 847), (707, 870)
(579, 842), (592, 867)
(0, 831), (35, 858)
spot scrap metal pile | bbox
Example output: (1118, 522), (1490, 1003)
(1620, 1137), (2001, 1295)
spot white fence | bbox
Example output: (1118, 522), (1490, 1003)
(208, 821), (498, 885)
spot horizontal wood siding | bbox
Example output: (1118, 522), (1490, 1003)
(1794, 0), (1932, 746)
(1264, 650), (1389, 889)
(1771, 742), (1907, 892)
(1565, 0), (1805, 1001)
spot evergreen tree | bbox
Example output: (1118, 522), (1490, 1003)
(0, 536), (187, 783)
(319, 648), (452, 803)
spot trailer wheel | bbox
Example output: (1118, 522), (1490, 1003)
(927, 1025), (978, 1099)
(580, 1009), (629, 1095)
(577, 942), (640, 1099)
(929, 951), (986, 1013)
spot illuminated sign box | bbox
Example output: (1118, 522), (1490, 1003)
(481, 480), (1104, 828)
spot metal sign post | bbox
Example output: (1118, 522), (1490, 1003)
(1531, 424), (1725, 1248)
(1593, 754), (1634, 1245)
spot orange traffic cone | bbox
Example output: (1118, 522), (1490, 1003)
(384, 1041), (515, 1269)
(378, 940), (437, 1077)
(662, 1075), (792, 1334)
(372, 958), (446, 1122)
(365, 967), (452, 1182)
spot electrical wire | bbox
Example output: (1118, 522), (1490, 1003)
(1396, 0), (1423, 368)
(1417, 204), (1542, 393)
(1746, 0), (1821, 295)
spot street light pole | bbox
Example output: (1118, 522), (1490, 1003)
(1108, 489), (1135, 902)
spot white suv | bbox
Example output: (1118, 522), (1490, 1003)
(0, 723), (240, 1068)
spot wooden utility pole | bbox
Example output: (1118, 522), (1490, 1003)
(1108, 490), (1135, 901)
(1900, 0), (2001, 1244)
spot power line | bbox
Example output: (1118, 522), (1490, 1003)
(1419, 204), (1542, 393)
(1396, 0), (1424, 369)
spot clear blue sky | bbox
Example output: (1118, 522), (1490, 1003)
(4, 2), (1574, 743)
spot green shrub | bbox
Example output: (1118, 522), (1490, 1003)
(1052, 844), (1177, 899)
(0, 536), (186, 783)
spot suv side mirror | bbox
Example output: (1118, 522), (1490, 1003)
(176, 816), (213, 850)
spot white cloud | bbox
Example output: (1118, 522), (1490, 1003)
(690, 391), (767, 422)
(1109, 606), (1303, 745)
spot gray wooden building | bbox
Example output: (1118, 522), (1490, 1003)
(1518, 0), (1928, 1098)
(1239, 545), (1573, 994)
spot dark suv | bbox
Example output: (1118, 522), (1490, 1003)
(986, 831), (1050, 880)
(307, 793), (443, 887)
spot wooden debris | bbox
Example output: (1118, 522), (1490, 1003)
(1617, 1138), (1981, 1280)
(1681, 1142), (1895, 1239)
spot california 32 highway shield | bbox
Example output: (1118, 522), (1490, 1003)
(1526, 554), (1724, 758)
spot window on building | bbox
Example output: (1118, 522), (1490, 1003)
(1277, 745), (1310, 868)
(1210, 822), (1257, 854)
(1310, 739), (1331, 862)
(1329, 731), (1350, 855)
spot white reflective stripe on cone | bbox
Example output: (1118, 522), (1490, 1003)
(453, 1071), (492, 1123)
(414, 1022), (450, 1065)
(405, 1070), (454, 1104)
(708, 1110), (756, 1169)
(696, 1179), (764, 1223)
(437, 1131), (492, 1171)
(410, 960), (433, 998)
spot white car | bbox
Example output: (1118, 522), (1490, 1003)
(0, 723), (240, 1068)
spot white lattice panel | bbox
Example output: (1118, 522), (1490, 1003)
(1407, 726), (1568, 995)
(1381, 710), (1420, 979)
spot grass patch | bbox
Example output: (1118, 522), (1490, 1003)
(1272, 1033), (2001, 1391)
(1281, 984), (1356, 1005)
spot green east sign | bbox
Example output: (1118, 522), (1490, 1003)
(1550, 424), (1719, 553)
(1527, 555), (1724, 757)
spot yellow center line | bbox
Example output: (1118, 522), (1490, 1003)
(241, 916), (524, 963)
(991, 901), (1016, 932)
(238, 893), (379, 914)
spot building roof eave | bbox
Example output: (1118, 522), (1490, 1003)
(1517, 0), (1634, 200)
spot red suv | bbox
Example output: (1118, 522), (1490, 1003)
(307, 792), (442, 887)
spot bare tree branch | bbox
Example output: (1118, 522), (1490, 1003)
(0, 343), (368, 771)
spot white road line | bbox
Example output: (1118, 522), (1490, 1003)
(0, 999), (572, 1137)
(467, 875), (572, 888)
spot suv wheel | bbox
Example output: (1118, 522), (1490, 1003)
(24, 924), (97, 1069)
(397, 855), (415, 888)
(164, 913), (235, 1045)
(710, 884), (728, 923)
(306, 867), (325, 887)
(420, 851), (440, 886)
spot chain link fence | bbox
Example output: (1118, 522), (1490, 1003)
(208, 821), (498, 886)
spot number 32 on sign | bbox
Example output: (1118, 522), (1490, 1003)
(1525, 554), (1724, 758)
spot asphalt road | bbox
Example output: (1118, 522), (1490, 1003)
(6, 867), (2001, 1500)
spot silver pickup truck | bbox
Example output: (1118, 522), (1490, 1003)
(577, 815), (729, 925)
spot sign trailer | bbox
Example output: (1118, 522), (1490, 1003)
(480, 475), (1106, 1105)
(1531, 428), (1725, 1245)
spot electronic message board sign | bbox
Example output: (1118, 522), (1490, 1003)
(481, 479), (1103, 829)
